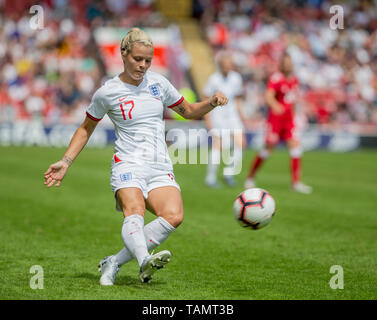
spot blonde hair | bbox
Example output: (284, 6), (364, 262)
(120, 28), (154, 54)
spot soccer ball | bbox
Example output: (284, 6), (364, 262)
(233, 188), (276, 230)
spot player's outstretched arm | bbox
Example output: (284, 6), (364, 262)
(44, 116), (99, 188)
(171, 91), (228, 120)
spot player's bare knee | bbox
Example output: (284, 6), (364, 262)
(161, 209), (184, 228)
(122, 204), (146, 217)
(289, 140), (300, 149)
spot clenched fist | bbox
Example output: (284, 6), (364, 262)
(210, 92), (228, 107)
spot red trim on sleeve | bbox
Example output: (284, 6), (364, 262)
(167, 96), (184, 109)
(86, 112), (102, 122)
(114, 154), (122, 163)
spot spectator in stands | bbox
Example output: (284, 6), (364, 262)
(197, 0), (377, 132)
(0, 0), (168, 124)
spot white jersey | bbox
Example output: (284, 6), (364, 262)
(86, 71), (183, 171)
(203, 70), (243, 128)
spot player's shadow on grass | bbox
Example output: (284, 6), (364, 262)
(74, 272), (167, 287)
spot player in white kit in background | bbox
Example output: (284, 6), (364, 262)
(203, 52), (247, 188)
(43, 28), (229, 285)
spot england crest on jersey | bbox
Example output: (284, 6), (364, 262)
(149, 84), (161, 98)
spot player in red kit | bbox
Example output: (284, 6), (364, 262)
(244, 53), (312, 194)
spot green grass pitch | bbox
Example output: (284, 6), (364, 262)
(0, 145), (376, 300)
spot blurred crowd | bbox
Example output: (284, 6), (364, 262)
(0, 0), (167, 125)
(1, 0), (377, 133)
(195, 0), (377, 132)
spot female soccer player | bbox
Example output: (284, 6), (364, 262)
(203, 52), (247, 188)
(244, 53), (312, 194)
(44, 28), (228, 285)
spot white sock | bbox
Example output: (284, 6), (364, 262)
(115, 217), (176, 266)
(289, 146), (303, 158)
(206, 147), (220, 183)
(259, 148), (270, 159)
(121, 214), (150, 266)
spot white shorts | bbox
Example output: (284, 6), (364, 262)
(210, 117), (244, 136)
(110, 157), (181, 212)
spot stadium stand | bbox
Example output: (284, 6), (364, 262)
(194, 0), (377, 133)
(0, 0), (178, 125)
(0, 0), (376, 136)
